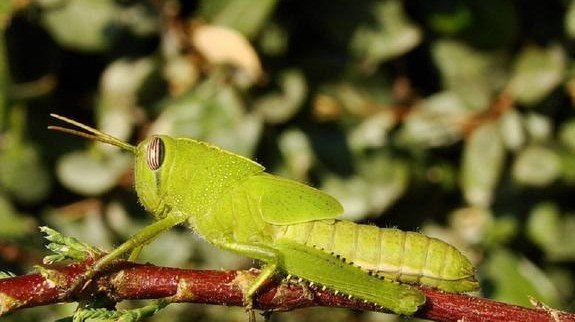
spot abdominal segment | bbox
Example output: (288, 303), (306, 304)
(274, 220), (479, 293)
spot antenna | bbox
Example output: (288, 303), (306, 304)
(48, 114), (136, 153)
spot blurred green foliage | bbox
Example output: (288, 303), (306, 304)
(0, 0), (574, 321)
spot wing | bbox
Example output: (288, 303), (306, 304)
(241, 173), (343, 225)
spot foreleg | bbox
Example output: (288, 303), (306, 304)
(65, 211), (189, 299)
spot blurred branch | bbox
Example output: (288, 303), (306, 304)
(0, 259), (573, 322)
(460, 93), (514, 136)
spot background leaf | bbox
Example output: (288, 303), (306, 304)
(2, 1), (575, 320)
(461, 123), (505, 207)
(507, 45), (566, 105)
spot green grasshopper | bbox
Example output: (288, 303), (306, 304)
(49, 114), (479, 316)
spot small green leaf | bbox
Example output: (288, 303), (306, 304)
(461, 123), (505, 207)
(56, 150), (131, 196)
(524, 113), (552, 143)
(507, 45), (565, 105)
(427, 4), (472, 35)
(349, 110), (395, 151)
(399, 91), (470, 147)
(449, 207), (493, 245)
(97, 58), (155, 144)
(565, 0), (575, 38)
(559, 151), (575, 184)
(70, 300), (168, 322)
(40, 0), (118, 52)
(357, 153), (409, 216)
(254, 70), (307, 124)
(199, 0), (277, 37)
(527, 204), (575, 261)
(0, 143), (51, 204)
(322, 175), (373, 221)
(499, 109), (525, 151)
(277, 129), (314, 182)
(323, 153), (409, 220)
(485, 248), (561, 308)
(0, 195), (34, 239)
(40, 0), (157, 52)
(152, 85), (262, 157)
(484, 216), (518, 247)
(40, 226), (102, 264)
(513, 145), (560, 187)
(350, 0), (422, 67)
(258, 23), (288, 56)
(559, 119), (575, 153)
(527, 203), (561, 251)
(0, 270), (15, 279)
(432, 41), (503, 110)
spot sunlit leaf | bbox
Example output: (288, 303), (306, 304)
(348, 110), (395, 151)
(350, 0), (421, 67)
(323, 153), (409, 220)
(277, 129), (314, 182)
(449, 207), (493, 245)
(40, 0), (118, 52)
(485, 248), (561, 307)
(0, 194), (34, 239)
(151, 84), (262, 157)
(0, 143), (51, 204)
(199, 0), (277, 37)
(483, 216), (518, 247)
(327, 77), (394, 117)
(559, 119), (575, 153)
(560, 151), (575, 184)
(192, 24), (264, 84)
(524, 113), (552, 143)
(97, 58), (155, 145)
(565, 0), (575, 38)
(499, 109), (525, 151)
(40, 0), (157, 52)
(56, 150), (131, 196)
(527, 203), (575, 261)
(399, 91), (470, 147)
(258, 23), (288, 56)
(253, 70), (307, 123)
(45, 206), (114, 250)
(0, 29), (7, 126)
(432, 41), (505, 110)
(507, 45), (565, 105)
(461, 123), (505, 207)
(527, 203), (560, 251)
(513, 145), (560, 187)
(427, 4), (472, 35)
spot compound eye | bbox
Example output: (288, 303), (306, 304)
(147, 137), (165, 170)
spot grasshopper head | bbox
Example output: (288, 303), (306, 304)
(48, 114), (169, 215)
(133, 135), (177, 216)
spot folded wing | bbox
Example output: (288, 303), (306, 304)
(241, 174), (344, 225)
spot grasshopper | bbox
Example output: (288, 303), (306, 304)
(49, 114), (478, 317)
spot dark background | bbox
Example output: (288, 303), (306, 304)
(0, 0), (574, 321)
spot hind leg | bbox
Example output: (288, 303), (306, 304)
(274, 240), (425, 315)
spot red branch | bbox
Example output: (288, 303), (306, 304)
(0, 260), (572, 322)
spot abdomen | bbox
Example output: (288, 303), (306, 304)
(273, 220), (478, 293)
